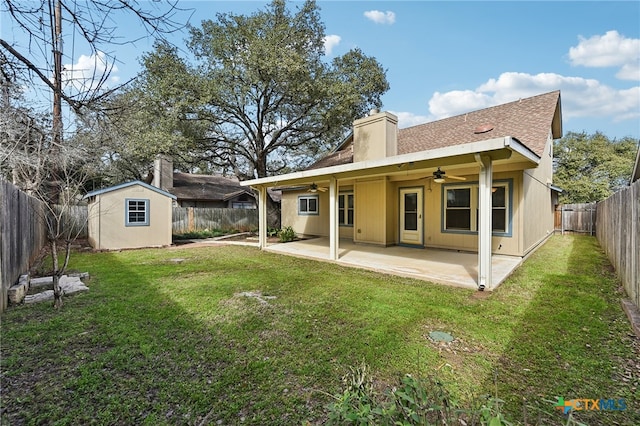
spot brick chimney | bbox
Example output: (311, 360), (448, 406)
(353, 110), (398, 162)
(152, 155), (173, 190)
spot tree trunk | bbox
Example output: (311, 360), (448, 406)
(254, 150), (281, 228)
(51, 239), (64, 309)
(267, 194), (281, 229)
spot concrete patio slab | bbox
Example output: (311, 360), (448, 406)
(263, 237), (522, 290)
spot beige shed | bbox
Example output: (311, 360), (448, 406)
(83, 181), (176, 250)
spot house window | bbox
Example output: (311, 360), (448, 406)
(126, 199), (149, 226)
(443, 180), (512, 235)
(231, 201), (255, 209)
(445, 187), (471, 230)
(298, 195), (319, 215)
(491, 185), (507, 233)
(338, 193), (354, 226)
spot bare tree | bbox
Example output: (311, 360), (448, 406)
(1, 0), (191, 308)
(4, 115), (90, 308)
(0, 66), (49, 187)
(1, 0), (190, 111)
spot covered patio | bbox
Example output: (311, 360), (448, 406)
(246, 136), (540, 291)
(242, 94), (563, 291)
(263, 237), (523, 290)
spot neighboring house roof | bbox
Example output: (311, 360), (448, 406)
(83, 180), (177, 200)
(306, 147), (354, 170)
(171, 172), (254, 202)
(309, 91), (561, 169)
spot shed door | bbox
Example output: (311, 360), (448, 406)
(400, 188), (423, 246)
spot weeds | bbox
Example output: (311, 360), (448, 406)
(325, 362), (514, 425)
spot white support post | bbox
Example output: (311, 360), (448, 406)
(257, 186), (267, 249)
(329, 177), (339, 260)
(476, 154), (493, 290)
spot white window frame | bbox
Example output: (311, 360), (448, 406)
(126, 198), (149, 226)
(490, 184), (508, 233)
(231, 201), (256, 209)
(338, 192), (354, 226)
(444, 185), (472, 231)
(442, 179), (512, 236)
(298, 195), (319, 215)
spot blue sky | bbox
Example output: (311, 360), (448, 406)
(3, 1), (639, 140)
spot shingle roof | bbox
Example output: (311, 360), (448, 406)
(398, 91), (561, 157)
(309, 91), (561, 169)
(171, 173), (253, 201)
(306, 147), (354, 170)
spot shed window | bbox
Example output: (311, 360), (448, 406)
(298, 195), (319, 215)
(126, 199), (149, 226)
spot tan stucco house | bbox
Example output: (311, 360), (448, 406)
(241, 91), (563, 290)
(83, 181), (176, 250)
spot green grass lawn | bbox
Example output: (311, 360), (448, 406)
(1, 235), (638, 425)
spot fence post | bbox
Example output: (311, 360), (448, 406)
(188, 207), (194, 232)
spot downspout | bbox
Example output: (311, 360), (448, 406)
(475, 154), (493, 290)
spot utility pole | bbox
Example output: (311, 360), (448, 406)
(53, 0), (63, 150)
(50, 0), (63, 202)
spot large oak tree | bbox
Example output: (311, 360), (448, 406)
(553, 131), (638, 203)
(117, 0), (390, 180)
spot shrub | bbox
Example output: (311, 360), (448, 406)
(172, 229), (226, 240)
(267, 227), (280, 237)
(279, 226), (297, 242)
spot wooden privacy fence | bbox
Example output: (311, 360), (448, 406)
(53, 205), (88, 239)
(596, 180), (640, 309)
(172, 207), (259, 234)
(555, 203), (597, 235)
(0, 180), (48, 313)
(48, 205), (259, 236)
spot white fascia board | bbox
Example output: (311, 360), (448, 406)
(83, 180), (177, 199)
(504, 137), (541, 164)
(241, 136), (540, 187)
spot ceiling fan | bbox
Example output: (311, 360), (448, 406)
(433, 167), (466, 183)
(308, 183), (328, 192)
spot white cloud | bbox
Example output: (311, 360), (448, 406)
(428, 90), (494, 119)
(568, 30), (640, 81)
(427, 71), (640, 122)
(364, 10), (396, 25)
(62, 51), (120, 94)
(391, 111), (430, 129)
(323, 34), (341, 55)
